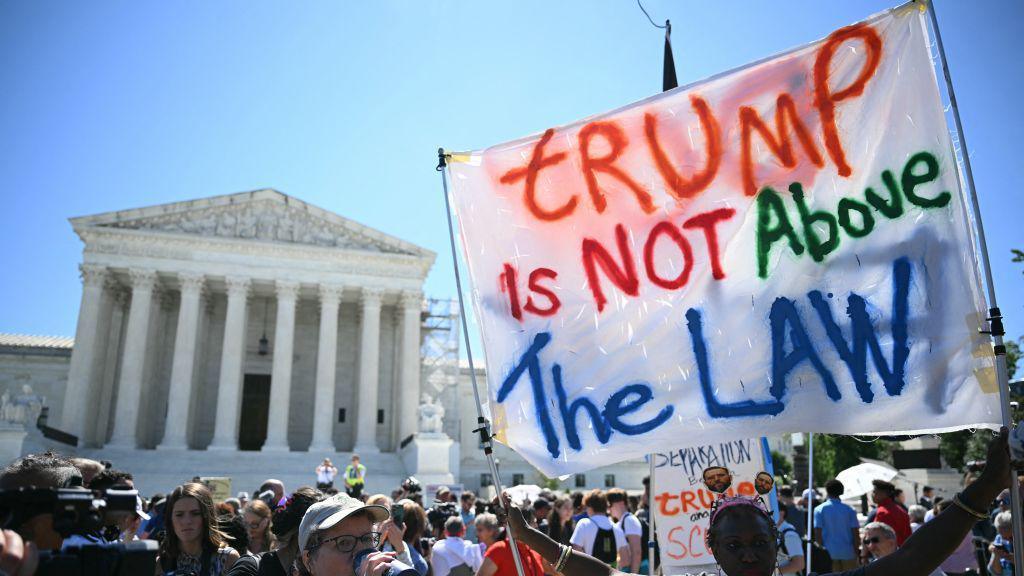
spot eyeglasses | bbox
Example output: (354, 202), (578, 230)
(863, 536), (883, 545)
(310, 531), (382, 554)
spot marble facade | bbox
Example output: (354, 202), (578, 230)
(59, 189), (436, 457)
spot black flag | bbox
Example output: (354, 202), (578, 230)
(663, 20), (678, 92)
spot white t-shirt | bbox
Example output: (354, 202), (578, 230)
(431, 536), (483, 576)
(777, 520), (804, 569)
(616, 512), (642, 539)
(316, 465), (337, 484)
(570, 514), (627, 556)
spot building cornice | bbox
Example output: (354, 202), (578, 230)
(78, 226), (435, 280)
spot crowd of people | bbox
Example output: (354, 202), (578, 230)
(772, 470), (1020, 575)
(0, 429), (1018, 576)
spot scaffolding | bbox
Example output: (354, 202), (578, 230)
(420, 298), (461, 440)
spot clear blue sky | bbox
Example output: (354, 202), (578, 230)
(1, 1), (1021, 356)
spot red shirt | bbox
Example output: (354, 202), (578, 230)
(875, 499), (912, 545)
(484, 539), (545, 576)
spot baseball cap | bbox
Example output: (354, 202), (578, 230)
(298, 493), (389, 551)
(135, 495), (151, 521)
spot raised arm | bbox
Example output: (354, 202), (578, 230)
(866, 428), (1011, 576)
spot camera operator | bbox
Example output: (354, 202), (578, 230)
(0, 452), (91, 575)
(397, 477), (423, 508)
(1, 452), (85, 551)
(1, 452), (162, 575)
(426, 501), (460, 542)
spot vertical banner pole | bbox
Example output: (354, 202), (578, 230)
(806, 433), (814, 572)
(438, 149), (527, 576)
(648, 454), (657, 576)
(925, 1), (1023, 569)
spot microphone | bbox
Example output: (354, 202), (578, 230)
(352, 548), (419, 576)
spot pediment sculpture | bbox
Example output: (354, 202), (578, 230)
(99, 200), (410, 254)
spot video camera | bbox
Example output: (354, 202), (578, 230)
(0, 486), (158, 576)
(401, 476), (422, 495)
(426, 501), (460, 532)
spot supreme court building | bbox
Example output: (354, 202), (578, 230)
(61, 189), (432, 456)
(0, 189), (652, 494)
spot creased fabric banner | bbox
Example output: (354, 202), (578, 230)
(448, 4), (998, 478)
(652, 438), (771, 571)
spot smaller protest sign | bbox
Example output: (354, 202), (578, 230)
(200, 477), (232, 504)
(652, 438), (773, 574)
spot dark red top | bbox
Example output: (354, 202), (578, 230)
(875, 499), (912, 545)
(484, 539), (546, 576)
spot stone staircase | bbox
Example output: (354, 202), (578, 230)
(72, 447), (409, 497)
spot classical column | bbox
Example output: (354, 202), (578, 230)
(83, 278), (118, 447)
(309, 284), (343, 452)
(94, 286), (128, 446)
(263, 280), (300, 451)
(208, 276), (251, 451)
(107, 268), (158, 448)
(353, 287), (383, 454)
(397, 291), (423, 443)
(157, 272), (205, 450)
(62, 264), (108, 441)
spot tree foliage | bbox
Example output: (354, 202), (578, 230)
(812, 434), (894, 482)
(1008, 338), (1020, 380)
(772, 450), (793, 482)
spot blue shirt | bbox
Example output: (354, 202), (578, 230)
(995, 534), (1014, 575)
(814, 497), (859, 561)
(462, 509), (477, 542)
(408, 545), (429, 575)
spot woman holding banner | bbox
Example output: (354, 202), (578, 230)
(501, 428), (1015, 576)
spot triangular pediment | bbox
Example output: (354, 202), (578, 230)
(71, 189), (430, 257)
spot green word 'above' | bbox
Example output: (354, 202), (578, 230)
(756, 151), (951, 279)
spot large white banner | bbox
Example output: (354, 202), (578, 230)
(652, 438), (772, 573)
(448, 4), (999, 477)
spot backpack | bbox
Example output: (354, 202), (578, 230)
(779, 526), (832, 576)
(448, 563), (475, 576)
(591, 525), (618, 566)
(624, 512), (660, 569)
(803, 538), (833, 575)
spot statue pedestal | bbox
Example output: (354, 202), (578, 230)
(400, 433), (456, 485)
(0, 423), (27, 466)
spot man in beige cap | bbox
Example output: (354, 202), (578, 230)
(299, 492), (394, 575)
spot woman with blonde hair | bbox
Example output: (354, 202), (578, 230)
(158, 482), (240, 575)
(243, 499), (276, 555)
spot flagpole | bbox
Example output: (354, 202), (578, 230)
(924, 1), (1023, 569)
(438, 149), (527, 576)
(648, 455), (657, 576)
(647, 21), (675, 569)
(806, 433), (814, 572)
